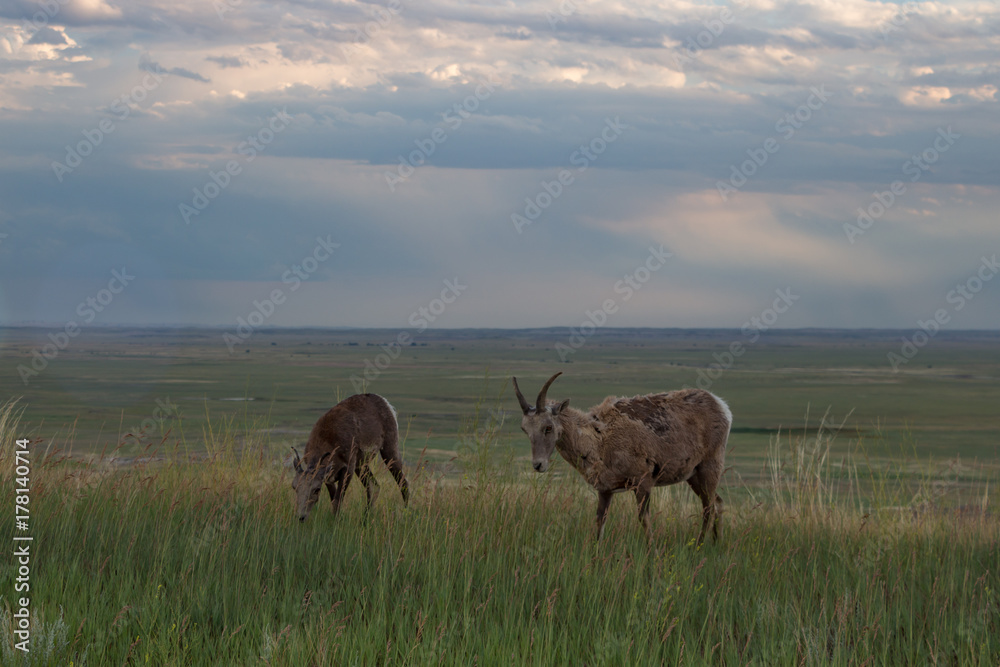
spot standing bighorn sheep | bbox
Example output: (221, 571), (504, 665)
(292, 393), (409, 522)
(513, 372), (731, 542)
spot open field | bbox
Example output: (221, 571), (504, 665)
(3, 326), (1000, 471)
(1, 399), (998, 665)
(2, 327), (999, 664)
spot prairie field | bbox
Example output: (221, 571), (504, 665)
(1, 327), (999, 664)
(6, 0), (1000, 662)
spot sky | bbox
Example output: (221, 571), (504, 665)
(0, 0), (998, 330)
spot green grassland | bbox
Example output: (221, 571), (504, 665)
(1, 398), (998, 665)
(2, 326), (999, 465)
(1, 327), (999, 664)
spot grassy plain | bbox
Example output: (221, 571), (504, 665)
(2, 325), (999, 465)
(1, 327), (999, 664)
(1, 399), (998, 665)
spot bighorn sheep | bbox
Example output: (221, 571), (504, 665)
(512, 372), (731, 542)
(292, 393), (409, 522)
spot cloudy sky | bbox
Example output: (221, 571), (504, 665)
(0, 0), (998, 329)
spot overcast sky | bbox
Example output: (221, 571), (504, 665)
(0, 0), (998, 330)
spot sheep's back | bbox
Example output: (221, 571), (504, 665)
(591, 389), (727, 461)
(305, 394), (395, 461)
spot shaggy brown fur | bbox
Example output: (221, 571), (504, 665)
(292, 394), (409, 522)
(513, 373), (731, 542)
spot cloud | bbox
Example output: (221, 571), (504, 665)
(206, 54), (247, 68)
(139, 53), (210, 82)
(0, 0), (999, 329)
(26, 26), (66, 44)
(62, 0), (122, 21)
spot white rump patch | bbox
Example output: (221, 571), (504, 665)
(710, 392), (733, 427)
(377, 394), (398, 424)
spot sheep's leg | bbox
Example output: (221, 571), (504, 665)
(701, 459), (724, 541)
(712, 493), (724, 541)
(686, 471), (714, 545)
(697, 493), (713, 545)
(357, 462), (379, 510)
(595, 490), (614, 540)
(327, 466), (352, 515)
(633, 486), (652, 542)
(380, 447), (410, 506)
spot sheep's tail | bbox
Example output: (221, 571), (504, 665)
(709, 392), (733, 442)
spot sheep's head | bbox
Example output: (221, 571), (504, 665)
(512, 372), (570, 473)
(291, 448), (334, 522)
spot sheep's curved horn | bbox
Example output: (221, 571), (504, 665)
(535, 372), (563, 412)
(291, 447), (303, 473)
(512, 377), (533, 414)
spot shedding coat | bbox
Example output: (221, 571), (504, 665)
(573, 390), (731, 494)
(514, 372), (732, 542)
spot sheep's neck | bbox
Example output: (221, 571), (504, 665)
(555, 408), (601, 472)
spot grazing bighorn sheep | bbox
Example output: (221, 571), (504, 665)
(291, 393), (409, 522)
(512, 373), (731, 542)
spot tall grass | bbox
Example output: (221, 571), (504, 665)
(1, 397), (998, 665)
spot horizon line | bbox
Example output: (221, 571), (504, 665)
(3, 323), (1000, 334)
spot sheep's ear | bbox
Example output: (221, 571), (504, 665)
(313, 452), (332, 478)
(552, 399), (570, 415)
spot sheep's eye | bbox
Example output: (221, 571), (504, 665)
(580, 454), (588, 461)
(543, 426), (553, 435)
